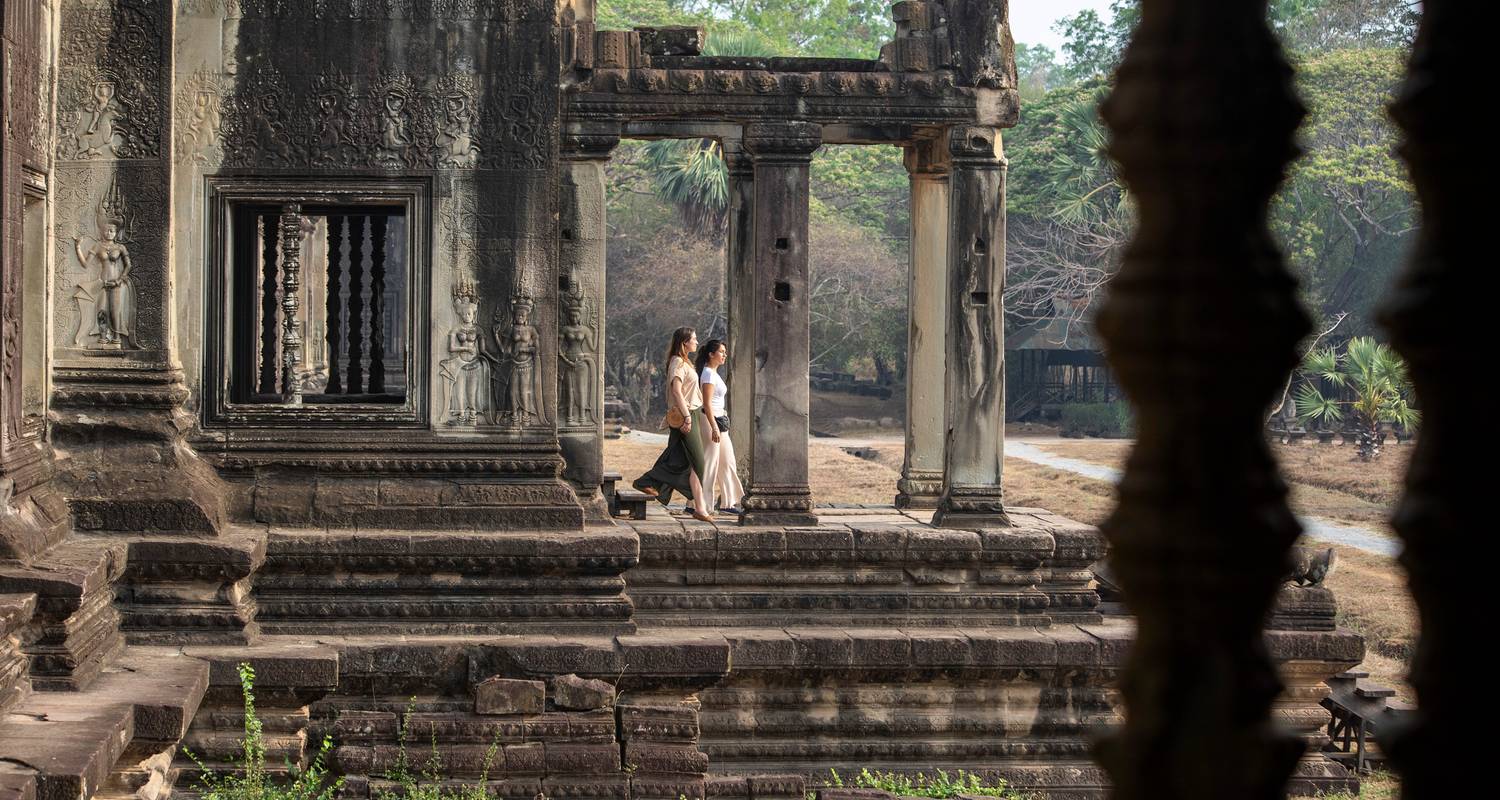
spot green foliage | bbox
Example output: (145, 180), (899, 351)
(825, 769), (1025, 800)
(374, 704), (501, 800)
(190, 664), (343, 800)
(1294, 336), (1418, 459)
(596, 0), (710, 30)
(1059, 402), (1133, 439)
(1276, 48), (1414, 326)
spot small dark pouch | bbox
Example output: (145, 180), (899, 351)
(716, 415), (730, 432)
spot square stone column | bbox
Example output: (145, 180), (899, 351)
(47, 0), (227, 534)
(722, 138), (754, 475)
(738, 122), (821, 527)
(895, 139), (950, 508)
(932, 126), (1011, 529)
(559, 121), (620, 523)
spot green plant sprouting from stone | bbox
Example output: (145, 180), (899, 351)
(189, 663), (343, 800)
(374, 700), (502, 800)
(824, 768), (1026, 799)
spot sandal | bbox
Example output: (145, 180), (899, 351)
(637, 486), (659, 498)
(692, 511), (715, 523)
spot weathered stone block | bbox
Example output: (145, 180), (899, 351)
(474, 678), (544, 715)
(623, 742), (708, 775)
(748, 774), (806, 800)
(502, 742), (544, 774)
(545, 742), (620, 774)
(706, 776), (749, 799)
(637, 26), (705, 56)
(551, 673), (615, 710)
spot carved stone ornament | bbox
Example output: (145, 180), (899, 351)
(492, 288), (546, 428)
(439, 275), (491, 427)
(69, 178), (138, 351)
(558, 274), (597, 428)
(57, 0), (167, 162)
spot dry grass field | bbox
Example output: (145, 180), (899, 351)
(1033, 438), (1418, 699)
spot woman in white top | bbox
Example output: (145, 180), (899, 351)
(631, 327), (713, 522)
(695, 339), (745, 515)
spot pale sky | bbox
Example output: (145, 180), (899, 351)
(1010, 1), (1117, 53)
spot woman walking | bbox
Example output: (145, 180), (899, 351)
(632, 327), (713, 522)
(696, 339), (744, 515)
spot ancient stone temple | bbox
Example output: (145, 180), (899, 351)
(7, 0), (1466, 798)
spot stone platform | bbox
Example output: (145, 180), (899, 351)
(0, 506), (1363, 800)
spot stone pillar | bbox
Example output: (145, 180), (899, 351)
(738, 122), (821, 527)
(559, 120), (620, 523)
(722, 137), (754, 476)
(895, 139), (949, 508)
(931, 126), (1010, 529)
(48, 0), (226, 534)
(1, 0), (70, 562)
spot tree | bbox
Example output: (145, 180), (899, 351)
(1004, 80), (1129, 331)
(1051, 1), (1138, 83)
(1273, 0), (1418, 51)
(1014, 43), (1064, 102)
(1275, 48), (1414, 329)
(1294, 336), (1418, 461)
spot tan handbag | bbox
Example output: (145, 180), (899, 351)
(664, 406), (687, 430)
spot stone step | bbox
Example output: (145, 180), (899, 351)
(0, 594), (37, 714)
(254, 530), (637, 636)
(0, 649), (207, 800)
(0, 539), (127, 691)
(109, 528), (267, 645)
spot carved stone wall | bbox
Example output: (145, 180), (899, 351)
(51, 0), (171, 361)
(1, 0), (71, 562)
(169, 0), (560, 430)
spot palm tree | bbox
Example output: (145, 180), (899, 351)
(640, 29), (779, 235)
(1294, 336), (1419, 460)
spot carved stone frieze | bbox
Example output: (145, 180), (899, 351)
(56, 0), (168, 162)
(173, 68), (231, 165)
(213, 65), (556, 172)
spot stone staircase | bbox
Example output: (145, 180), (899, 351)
(0, 501), (1365, 800)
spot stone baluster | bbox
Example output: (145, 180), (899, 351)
(1093, 1), (1311, 796)
(931, 126), (1009, 529)
(346, 214), (366, 393)
(722, 137), (755, 475)
(896, 138), (949, 509)
(559, 120), (619, 521)
(369, 214), (387, 394)
(1380, 1), (1477, 792)
(738, 122), (821, 527)
(326, 215), (344, 394)
(278, 204), (304, 405)
(258, 214), (280, 394)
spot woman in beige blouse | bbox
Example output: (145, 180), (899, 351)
(632, 327), (713, 521)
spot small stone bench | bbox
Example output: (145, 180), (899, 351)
(602, 471), (622, 515)
(615, 489), (650, 520)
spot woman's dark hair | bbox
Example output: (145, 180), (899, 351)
(666, 327), (695, 370)
(695, 339), (725, 376)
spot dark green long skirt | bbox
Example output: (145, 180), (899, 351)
(633, 422), (707, 505)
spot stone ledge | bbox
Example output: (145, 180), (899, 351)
(633, 522), (1057, 568)
(0, 650), (208, 800)
(180, 642), (339, 690)
(713, 625), (1127, 671)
